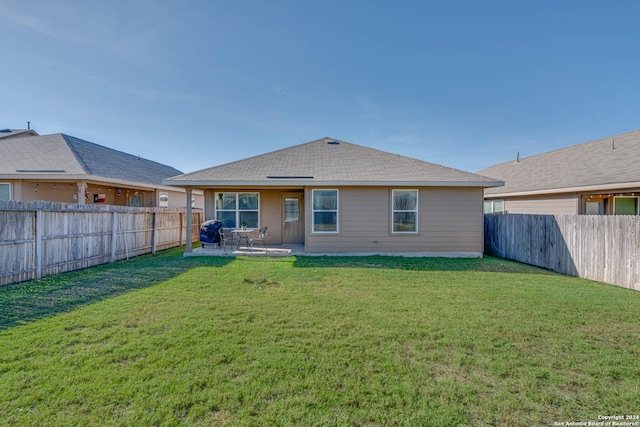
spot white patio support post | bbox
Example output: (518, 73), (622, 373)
(185, 187), (193, 253)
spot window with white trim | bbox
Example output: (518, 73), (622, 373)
(392, 189), (418, 233)
(215, 192), (259, 228)
(312, 189), (338, 232)
(159, 192), (169, 207)
(0, 183), (10, 201)
(484, 200), (504, 213)
(614, 196), (639, 215)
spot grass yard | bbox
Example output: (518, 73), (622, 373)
(1, 248), (639, 426)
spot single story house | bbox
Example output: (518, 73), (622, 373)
(479, 129), (640, 215)
(163, 137), (503, 255)
(0, 131), (203, 208)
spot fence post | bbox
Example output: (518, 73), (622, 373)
(110, 211), (117, 262)
(151, 212), (157, 254)
(34, 210), (42, 279)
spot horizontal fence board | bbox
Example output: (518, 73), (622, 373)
(485, 213), (640, 291)
(0, 201), (202, 286)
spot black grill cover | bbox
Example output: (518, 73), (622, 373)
(200, 220), (222, 244)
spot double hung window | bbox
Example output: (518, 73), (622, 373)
(392, 190), (418, 233)
(312, 189), (338, 232)
(216, 192), (259, 228)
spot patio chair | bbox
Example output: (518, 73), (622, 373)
(248, 226), (269, 252)
(219, 228), (237, 253)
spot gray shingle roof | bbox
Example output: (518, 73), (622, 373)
(164, 137), (502, 187)
(479, 129), (640, 195)
(63, 135), (183, 185)
(0, 133), (182, 186)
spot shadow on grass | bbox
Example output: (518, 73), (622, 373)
(0, 246), (233, 330)
(293, 254), (558, 275)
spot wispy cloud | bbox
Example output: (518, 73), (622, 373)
(87, 76), (194, 103)
(2, 6), (50, 36)
(1, 0), (159, 61)
(2, 1), (104, 45)
(272, 83), (287, 95)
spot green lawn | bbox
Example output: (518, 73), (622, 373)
(1, 248), (639, 426)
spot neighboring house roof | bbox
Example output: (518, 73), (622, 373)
(0, 129), (39, 139)
(480, 129), (640, 197)
(164, 137), (503, 188)
(0, 133), (183, 189)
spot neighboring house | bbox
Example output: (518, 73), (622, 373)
(479, 129), (640, 216)
(0, 132), (203, 208)
(0, 128), (39, 140)
(163, 137), (503, 255)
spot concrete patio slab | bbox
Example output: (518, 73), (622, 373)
(184, 244), (305, 257)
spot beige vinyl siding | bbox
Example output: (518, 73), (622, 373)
(66, 184), (153, 207)
(20, 181), (78, 203)
(164, 189), (201, 209)
(7, 179), (201, 208)
(204, 189), (215, 220)
(305, 186), (484, 254)
(502, 194), (579, 215)
(156, 189), (203, 209)
(259, 190), (283, 245)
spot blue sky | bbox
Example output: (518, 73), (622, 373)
(2, 0), (640, 174)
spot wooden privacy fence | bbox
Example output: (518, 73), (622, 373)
(485, 213), (640, 291)
(0, 201), (203, 286)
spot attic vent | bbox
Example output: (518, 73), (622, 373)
(267, 175), (314, 179)
(326, 140), (340, 145)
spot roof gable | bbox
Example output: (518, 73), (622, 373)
(480, 129), (640, 195)
(0, 133), (85, 174)
(165, 137), (502, 187)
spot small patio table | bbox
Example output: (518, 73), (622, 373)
(232, 228), (255, 250)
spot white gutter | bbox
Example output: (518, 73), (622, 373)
(162, 179), (505, 188)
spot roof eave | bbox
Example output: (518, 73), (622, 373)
(1, 173), (197, 193)
(163, 179), (504, 188)
(484, 181), (640, 198)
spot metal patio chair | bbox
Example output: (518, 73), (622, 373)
(219, 228), (237, 253)
(248, 226), (269, 252)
